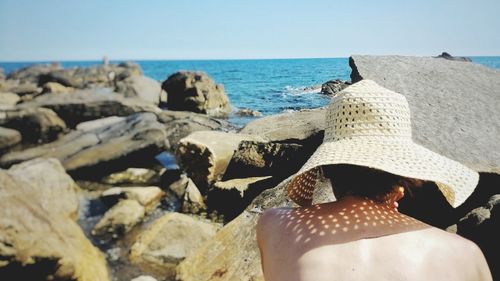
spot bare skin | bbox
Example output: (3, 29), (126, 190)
(256, 189), (492, 281)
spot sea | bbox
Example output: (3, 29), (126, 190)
(2, 57), (500, 127)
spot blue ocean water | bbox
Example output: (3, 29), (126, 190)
(2, 57), (499, 126)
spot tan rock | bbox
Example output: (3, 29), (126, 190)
(183, 178), (206, 213)
(42, 82), (74, 94)
(0, 92), (20, 107)
(101, 186), (164, 211)
(0, 158), (109, 281)
(0, 126), (21, 151)
(92, 199), (145, 238)
(176, 131), (265, 191)
(130, 212), (219, 278)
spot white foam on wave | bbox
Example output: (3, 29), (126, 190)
(284, 85), (321, 95)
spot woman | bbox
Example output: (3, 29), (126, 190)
(256, 80), (492, 281)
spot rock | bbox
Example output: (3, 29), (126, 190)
(116, 75), (166, 105)
(7, 83), (41, 96)
(0, 112), (167, 178)
(0, 92), (21, 107)
(183, 177), (206, 213)
(130, 212), (219, 278)
(239, 107), (326, 145)
(349, 55), (500, 174)
(37, 62), (143, 89)
(0, 127), (21, 151)
(435, 52), (472, 62)
(0, 158), (110, 281)
(131, 275), (158, 281)
(208, 176), (275, 221)
(234, 108), (262, 117)
(92, 199), (146, 238)
(168, 173), (190, 198)
(101, 168), (160, 186)
(6, 63), (62, 83)
(175, 131), (265, 191)
(457, 194), (500, 279)
(42, 81), (74, 94)
(101, 186), (164, 211)
(162, 71), (231, 117)
(19, 90), (161, 128)
(0, 68), (4, 80)
(0, 107), (66, 143)
(223, 141), (317, 180)
(76, 116), (126, 132)
(157, 110), (235, 151)
(321, 79), (350, 95)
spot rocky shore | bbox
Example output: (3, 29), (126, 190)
(0, 54), (499, 281)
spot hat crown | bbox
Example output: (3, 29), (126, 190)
(325, 80), (412, 141)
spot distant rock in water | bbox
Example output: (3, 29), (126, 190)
(321, 79), (350, 95)
(434, 52), (472, 62)
(161, 71), (232, 117)
(234, 108), (262, 117)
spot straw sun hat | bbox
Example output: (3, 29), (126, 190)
(287, 79), (478, 208)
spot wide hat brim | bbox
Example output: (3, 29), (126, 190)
(287, 136), (479, 208)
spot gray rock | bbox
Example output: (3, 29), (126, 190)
(434, 52), (472, 62)
(157, 110), (235, 151)
(349, 55), (500, 173)
(239, 107), (326, 145)
(234, 108), (262, 117)
(0, 158), (110, 281)
(19, 90), (161, 128)
(6, 83), (41, 97)
(115, 75), (166, 105)
(130, 212), (219, 278)
(0, 107), (66, 143)
(162, 71), (232, 117)
(0, 127), (21, 151)
(0, 112), (166, 178)
(321, 79), (350, 95)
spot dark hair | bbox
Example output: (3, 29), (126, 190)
(322, 164), (421, 201)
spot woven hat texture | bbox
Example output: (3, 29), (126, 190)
(287, 79), (478, 208)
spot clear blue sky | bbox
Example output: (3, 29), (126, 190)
(1, 0), (499, 61)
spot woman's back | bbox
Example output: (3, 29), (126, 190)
(257, 198), (491, 281)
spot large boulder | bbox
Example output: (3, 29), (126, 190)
(0, 113), (167, 178)
(162, 71), (231, 117)
(239, 107), (326, 145)
(175, 131), (265, 191)
(0, 107), (66, 143)
(115, 75), (166, 105)
(19, 90), (161, 128)
(0, 92), (21, 108)
(0, 158), (110, 281)
(0, 127), (21, 151)
(129, 212), (219, 278)
(349, 55), (500, 174)
(158, 110), (235, 151)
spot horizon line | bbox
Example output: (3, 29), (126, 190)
(1, 54), (499, 64)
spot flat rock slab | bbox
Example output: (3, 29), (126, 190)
(239, 107), (326, 144)
(0, 112), (167, 178)
(92, 199), (146, 238)
(0, 158), (109, 281)
(19, 90), (161, 128)
(101, 186), (164, 211)
(0, 126), (21, 151)
(349, 55), (500, 173)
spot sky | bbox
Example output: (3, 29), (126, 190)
(0, 0), (499, 61)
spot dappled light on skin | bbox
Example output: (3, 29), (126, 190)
(275, 198), (428, 251)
